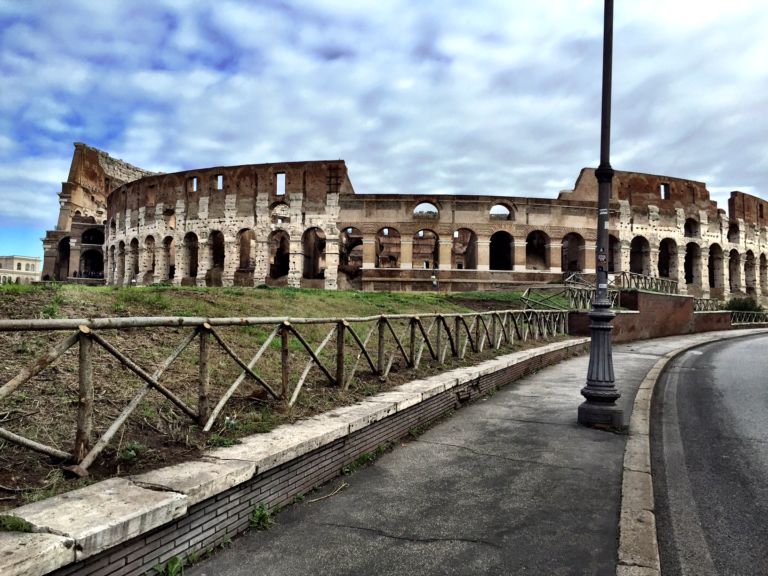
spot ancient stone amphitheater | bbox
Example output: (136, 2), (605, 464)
(43, 143), (768, 300)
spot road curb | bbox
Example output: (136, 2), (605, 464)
(616, 328), (768, 576)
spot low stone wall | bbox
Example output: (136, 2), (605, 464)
(1, 339), (588, 576)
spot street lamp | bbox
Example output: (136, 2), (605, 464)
(578, 0), (623, 428)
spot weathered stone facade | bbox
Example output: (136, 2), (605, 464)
(43, 144), (768, 299)
(41, 143), (157, 281)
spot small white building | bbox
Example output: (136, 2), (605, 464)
(0, 256), (41, 284)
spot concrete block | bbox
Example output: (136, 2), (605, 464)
(624, 434), (651, 474)
(618, 508), (660, 571)
(0, 531), (75, 576)
(394, 378), (446, 399)
(616, 565), (660, 576)
(622, 470), (654, 513)
(629, 406), (650, 436)
(132, 457), (256, 506)
(368, 390), (423, 411)
(8, 478), (187, 560)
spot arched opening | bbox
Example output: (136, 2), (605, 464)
(375, 227), (401, 268)
(235, 229), (256, 286)
(608, 235), (621, 273)
(339, 227), (363, 279)
(116, 242), (125, 284)
(658, 239), (677, 280)
(727, 223), (739, 243)
(163, 236), (176, 281)
(490, 231), (514, 271)
(761, 254), (768, 295)
(489, 204), (513, 221)
(129, 239), (139, 282)
(143, 236), (156, 284)
(80, 249), (104, 278)
(684, 218), (699, 238)
(525, 230), (549, 270)
(82, 228), (104, 245)
(684, 242), (701, 291)
(451, 228), (477, 270)
(630, 236), (650, 275)
(206, 231), (225, 287)
(56, 237), (71, 280)
(413, 202), (439, 219)
(413, 229), (439, 269)
(268, 230), (290, 281)
(109, 220), (116, 239)
(729, 249), (741, 292)
(745, 250), (756, 296)
(302, 227), (327, 280)
(561, 232), (585, 272)
(708, 244), (723, 293)
(183, 232), (199, 282)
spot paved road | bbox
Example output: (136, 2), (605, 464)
(651, 334), (768, 575)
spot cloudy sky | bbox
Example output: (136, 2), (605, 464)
(1, 0), (767, 259)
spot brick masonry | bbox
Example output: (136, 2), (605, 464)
(47, 341), (587, 576)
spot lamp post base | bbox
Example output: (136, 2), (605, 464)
(577, 399), (623, 428)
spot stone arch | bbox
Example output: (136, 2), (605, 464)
(684, 242), (702, 291)
(143, 235), (156, 284)
(413, 229), (439, 269)
(375, 227), (400, 268)
(129, 238), (140, 282)
(729, 249), (741, 292)
(413, 202), (439, 219)
(684, 218), (699, 239)
(609, 235), (621, 273)
(116, 241), (125, 284)
(525, 230), (549, 270)
(268, 230), (290, 282)
(80, 249), (104, 278)
(302, 227), (327, 280)
(489, 203), (514, 221)
(561, 232), (585, 273)
(339, 227), (363, 279)
(658, 238), (678, 280)
(56, 236), (71, 281)
(82, 227), (104, 245)
(109, 219), (116, 239)
(163, 236), (176, 281)
(760, 253), (768, 295)
(745, 250), (756, 296)
(235, 228), (257, 286)
(183, 232), (199, 282)
(270, 202), (290, 225)
(708, 243), (723, 293)
(490, 231), (514, 271)
(206, 230), (226, 287)
(451, 228), (477, 270)
(629, 236), (650, 275)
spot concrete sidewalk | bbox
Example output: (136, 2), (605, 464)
(187, 330), (762, 576)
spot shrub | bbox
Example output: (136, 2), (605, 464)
(725, 297), (763, 312)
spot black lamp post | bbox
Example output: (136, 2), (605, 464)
(578, 0), (623, 428)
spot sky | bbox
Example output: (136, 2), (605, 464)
(1, 0), (767, 260)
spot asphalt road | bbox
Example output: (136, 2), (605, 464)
(651, 334), (768, 576)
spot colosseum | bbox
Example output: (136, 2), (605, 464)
(42, 143), (768, 300)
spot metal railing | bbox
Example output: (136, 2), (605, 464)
(613, 271), (679, 295)
(523, 283), (619, 311)
(731, 311), (768, 324)
(694, 298), (724, 312)
(0, 310), (569, 475)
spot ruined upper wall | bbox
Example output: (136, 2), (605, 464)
(69, 142), (156, 196)
(563, 168), (719, 217)
(728, 191), (768, 227)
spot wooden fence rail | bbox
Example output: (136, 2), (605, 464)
(0, 310), (569, 476)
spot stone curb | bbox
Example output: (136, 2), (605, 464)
(0, 337), (589, 576)
(616, 328), (768, 576)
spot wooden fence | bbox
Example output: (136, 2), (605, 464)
(0, 310), (568, 476)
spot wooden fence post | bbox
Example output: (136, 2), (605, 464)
(454, 316), (462, 359)
(198, 324), (210, 425)
(409, 317), (417, 367)
(336, 321), (346, 387)
(281, 322), (290, 397)
(436, 315), (443, 364)
(73, 326), (93, 463)
(377, 316), (386, 376)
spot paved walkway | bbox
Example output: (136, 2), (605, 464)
(187, 331), (761, 576)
